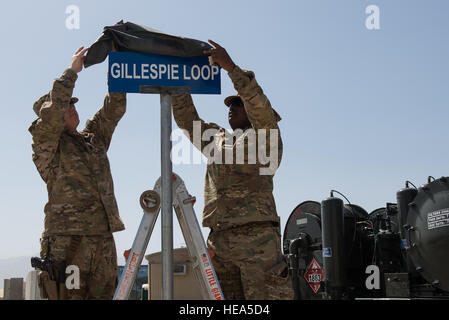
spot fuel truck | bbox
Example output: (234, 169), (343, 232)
(283, 176), (449, 299)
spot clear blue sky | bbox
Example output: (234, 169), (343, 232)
(0, 0), (448, 264)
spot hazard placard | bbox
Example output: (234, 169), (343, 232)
(304, 258), (323, 294)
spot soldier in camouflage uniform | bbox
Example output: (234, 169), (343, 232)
(172, 40), (294, 299)
(29, 46), (126, 299)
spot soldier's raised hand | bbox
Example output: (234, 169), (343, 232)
(70, 46), (89, 73)
(204, 40), (236, 72)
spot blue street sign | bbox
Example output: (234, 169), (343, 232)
(108, 52), (221, 94)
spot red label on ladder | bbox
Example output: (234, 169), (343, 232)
(117, 252), (140, 299)
(204, 266), (223, 300)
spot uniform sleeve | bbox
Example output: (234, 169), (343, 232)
(228, 65), (279, 130)
(83, 92), (126, 150)
(28, 68), (78, 181)
(171, 93), (222, 152)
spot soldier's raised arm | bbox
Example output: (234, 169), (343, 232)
(84, 43), (126, 150)
(83, 92), (126, 150)
(29, 47), (88, 181)
(205, 40), (281, 130)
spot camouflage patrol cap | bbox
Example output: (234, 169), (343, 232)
(33, 94), (79, 116)
(224, 94), (282, 122)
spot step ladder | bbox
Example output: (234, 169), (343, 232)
(113, 173), (224, 300)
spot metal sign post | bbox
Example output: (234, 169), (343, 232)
(160, 92), (173, 300)
(140, 87), (188, 300)
(109, 51), (220, 300)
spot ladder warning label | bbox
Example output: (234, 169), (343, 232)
(427, 208), (449, 230)
(116, 252), (140, 299)
(204, 266), (223, 300)
(201, 251), (223, 300)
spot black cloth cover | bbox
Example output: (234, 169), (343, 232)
(84, 20), (212, 68)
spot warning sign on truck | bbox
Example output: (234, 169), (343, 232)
(304, 258), (323, 294)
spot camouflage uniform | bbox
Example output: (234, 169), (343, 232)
(29, 68), (126, 299)
(172, 65), (293, 300)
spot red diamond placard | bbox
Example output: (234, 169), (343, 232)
(304, 258), (323, 294)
